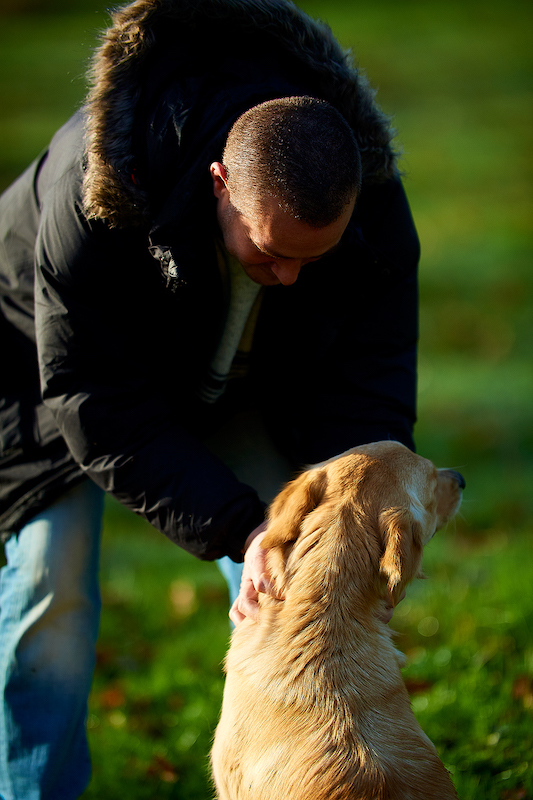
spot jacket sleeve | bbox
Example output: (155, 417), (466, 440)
(259, 178), (419, 465)
(33, 173), (265, 562)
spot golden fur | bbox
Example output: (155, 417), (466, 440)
(211, 441), (463, 799)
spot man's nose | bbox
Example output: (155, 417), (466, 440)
(270, 260), (303, 286)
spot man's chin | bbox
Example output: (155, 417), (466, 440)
(241, 264), (280, 286)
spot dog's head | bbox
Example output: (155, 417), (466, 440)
(261, 441), (465, 610)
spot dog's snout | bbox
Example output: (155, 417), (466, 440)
(447, 470), (465, 490)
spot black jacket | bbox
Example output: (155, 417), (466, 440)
(0, 0), (419, 559)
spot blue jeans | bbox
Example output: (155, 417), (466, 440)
(0, 480), (104, 800)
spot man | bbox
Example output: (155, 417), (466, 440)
(0, 1), (419, 797)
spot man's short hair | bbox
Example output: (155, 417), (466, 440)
(222, 96), (361, 227)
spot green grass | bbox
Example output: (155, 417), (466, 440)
(396, 527), (533, 799)
(1, 0), (532, 797)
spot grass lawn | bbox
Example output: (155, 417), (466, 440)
(1, 0), (532, 798)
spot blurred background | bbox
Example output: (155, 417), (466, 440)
(1, 1), (531, 798)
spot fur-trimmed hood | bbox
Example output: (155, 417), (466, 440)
(82, 0), (398, 229)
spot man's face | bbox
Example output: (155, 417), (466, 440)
(210, 162), (355, 286)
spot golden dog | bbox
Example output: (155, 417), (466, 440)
(211, 441), (464, 800)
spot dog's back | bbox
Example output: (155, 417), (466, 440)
(212, 442), (462, 799)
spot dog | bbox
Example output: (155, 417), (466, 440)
(211, 441), (464, 800)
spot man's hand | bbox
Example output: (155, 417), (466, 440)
(228, 522), (405, 626)
(229, 521), (279, 625)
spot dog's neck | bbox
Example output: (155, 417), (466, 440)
(271, 522), (391, 633)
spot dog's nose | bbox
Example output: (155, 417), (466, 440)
(448, 470), (466, 490)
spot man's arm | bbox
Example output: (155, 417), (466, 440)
(33, 181), (265, 562)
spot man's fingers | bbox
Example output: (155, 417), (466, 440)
(230, 523), (285, 625)
(255, 572), (282, 597)
(230, 575), (260, 625)
(229, 601), (246, 626)
(229, 594), (259, 625)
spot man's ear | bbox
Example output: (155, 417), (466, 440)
(261, 468), (328, 549)
(210, 161), (229, 199)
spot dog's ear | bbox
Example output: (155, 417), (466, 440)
(262, 467), (328, 549)
(379, 507), (423, 603)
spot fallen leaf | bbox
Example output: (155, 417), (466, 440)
(170, 580), (197, 618)
(405, 679), (434, 695)
(512, 676), (533, 709)
(146, 755), (179, 783)
(500, 788), (527, 800)
(98, 685), (126, 709)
